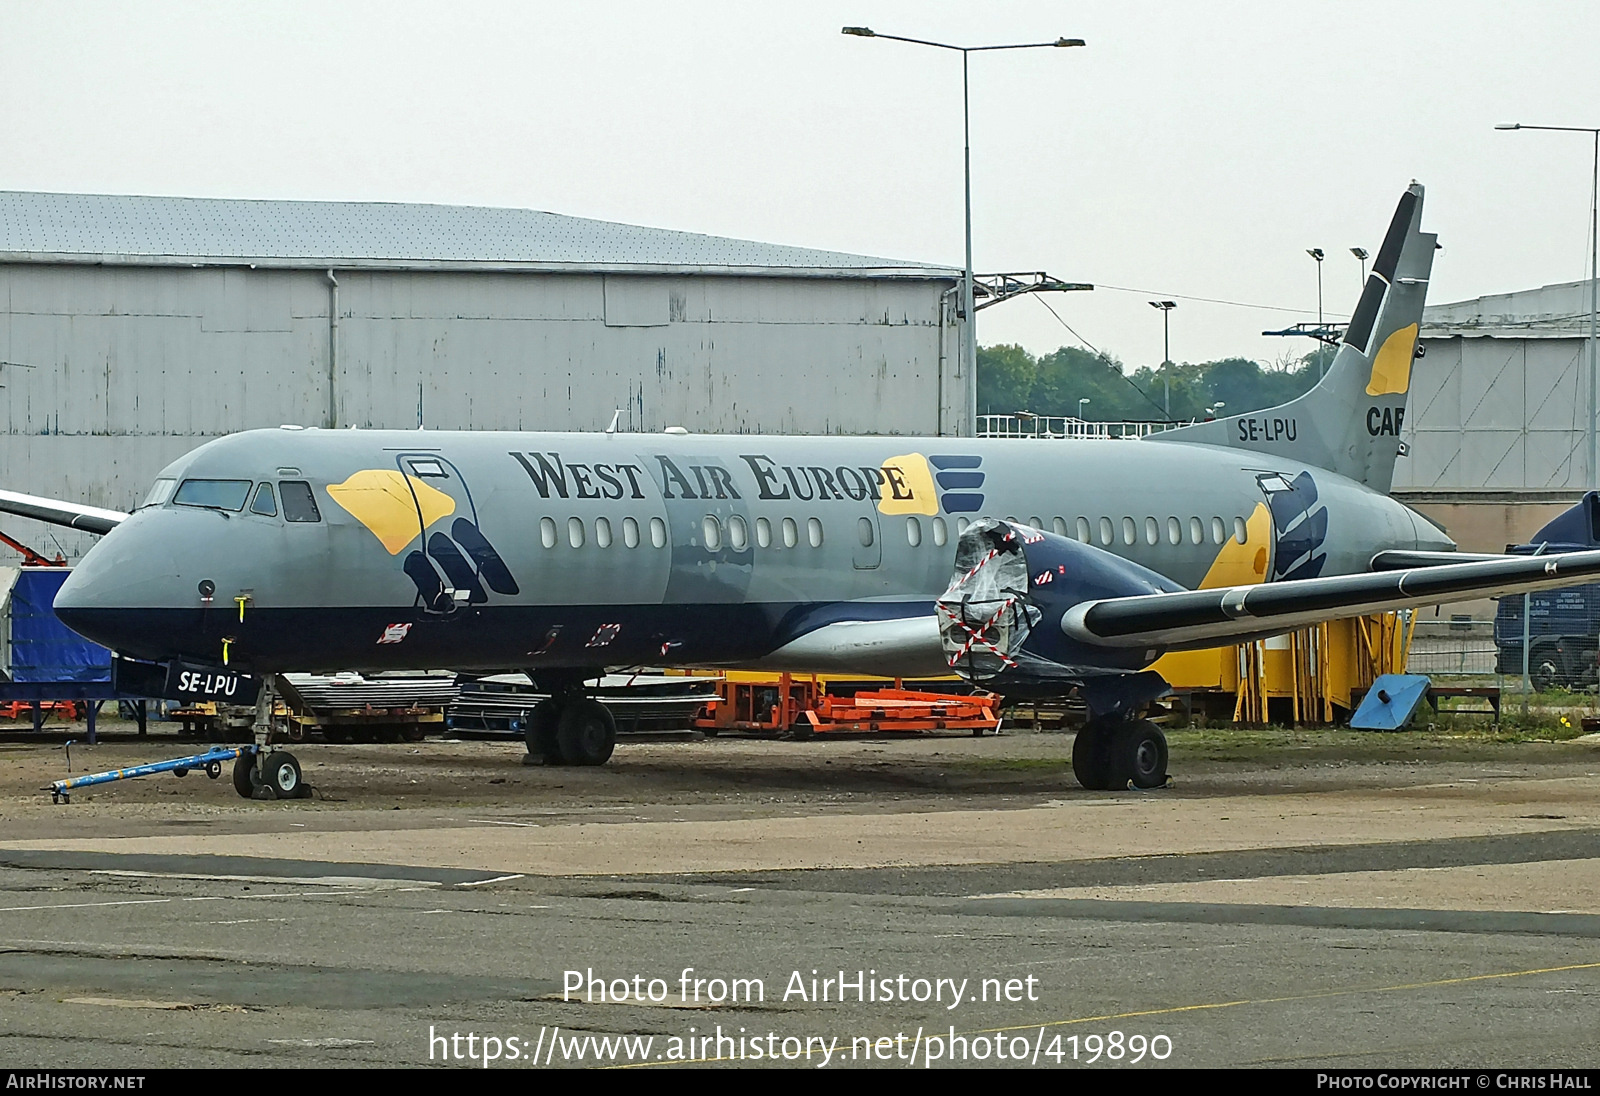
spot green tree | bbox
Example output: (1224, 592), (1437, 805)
(976, 344), (1038, 415)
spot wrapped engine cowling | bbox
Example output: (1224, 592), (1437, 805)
(935, 518), (1182, 692)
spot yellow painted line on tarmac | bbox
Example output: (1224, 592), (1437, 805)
(610, 959), (1600, 1068)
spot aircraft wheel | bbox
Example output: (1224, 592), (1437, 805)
(232, 753), (260, 799)
(522, 699), (564, 764)
(1105, 720), (1168, 790)
(261, 752), (306, 798)
(1071, 723), (1112, 790)
(556, 698), (616, 766)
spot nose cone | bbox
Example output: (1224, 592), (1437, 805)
(53, 511), (192, 660)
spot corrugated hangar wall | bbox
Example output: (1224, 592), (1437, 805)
(1, 264), (960, 560)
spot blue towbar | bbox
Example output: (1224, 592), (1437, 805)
(48, 745), (256, 804)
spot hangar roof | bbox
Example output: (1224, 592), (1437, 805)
(0, 190), (957, 279)
(1423, 279), (1598, 339)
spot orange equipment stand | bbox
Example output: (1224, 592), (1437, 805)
(691, 674), (1001, 736)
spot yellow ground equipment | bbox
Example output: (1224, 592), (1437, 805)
(1152, 612), (1415, 724)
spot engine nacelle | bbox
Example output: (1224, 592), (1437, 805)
(935, 518), (1181, 693)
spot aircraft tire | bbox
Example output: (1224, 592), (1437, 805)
(1104, 720), (1168, 790)
(232, 753), (259, 799)
(1071, 724), (1112, 790)
(262, 752), (306, 798)
(523, 699), (564, 765)
(556, 698), (616, 766)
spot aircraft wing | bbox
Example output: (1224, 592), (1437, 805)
(1060, 549), (1600, 650)
(0, 489), (127, 536)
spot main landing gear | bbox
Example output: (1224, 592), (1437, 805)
(520, 674), (616, 767)
(231, 675), (312, 800)
(1071, 717), (1169, 791)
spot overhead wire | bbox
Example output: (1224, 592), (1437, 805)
(1032, 295), (1175, 422)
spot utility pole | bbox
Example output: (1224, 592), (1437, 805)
(1149, 300), (1176, 416)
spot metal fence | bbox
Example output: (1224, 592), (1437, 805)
(976, 415), (1180, 441)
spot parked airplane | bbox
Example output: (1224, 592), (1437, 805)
(18, 183), (1600, 796)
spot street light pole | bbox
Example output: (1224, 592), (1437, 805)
(844, 27), (1084, 436)
(1351, 246), (1369, 283)
(1307, 248), (1326, 377)
(1149, 300), (1176, 415)
(1497, 122), (1600, 490)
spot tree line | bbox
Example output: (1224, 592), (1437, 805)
(977, 343), (1334, 423)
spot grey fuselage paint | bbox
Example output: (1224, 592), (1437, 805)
(54, 428), (1452, 676)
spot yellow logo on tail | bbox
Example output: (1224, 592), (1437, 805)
(325, 469), (456, 555)
(1366, 322), (1418, 396)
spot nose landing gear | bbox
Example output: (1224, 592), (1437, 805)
(232, 676), (312, 800)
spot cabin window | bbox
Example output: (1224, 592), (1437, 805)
(1122, 517), (1136, 545)
(1098, 517), (1113, 546)
(279, 481), (321, 523)
(1144, 517), (1159, 545)
(1052, 517), (1068, 536)
(755, 516), (772, 548)
(1076, 517), (1091, 543)
(174, 479), (251, 512)
(807, 517), (824, 548)
(540, 516), (558, 548)
(250, 483), (277, 517)
(1233, 516), (1249, 544)
(957, 517), (971, 535)
(139, 478), (176, 509)
(781, 517), (798, 548)
(1211, 516), (1226, 544)
(702, 516), (722, 551)
(932, 517), (948, 546)
(1189, 516), (1204, 545)
(595, 516), (613, 548)
(622, 516), (640, 548)
(905, 516), (922, 547)
(649, 516), (667, 548)
(858, 517), (875, 547)
(1167, 516), (1181, 545)
(568, 517), (586, 548)
(728, 515), (749, 551)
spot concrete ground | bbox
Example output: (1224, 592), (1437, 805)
(0, 722), (1596, 1069)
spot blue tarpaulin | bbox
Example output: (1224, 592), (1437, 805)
(9, 569), (111, 683)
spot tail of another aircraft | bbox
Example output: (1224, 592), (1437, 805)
(1151, 183), (1436, 494)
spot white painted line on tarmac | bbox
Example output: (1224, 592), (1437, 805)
(466, 819), (540, 827)
(456, 874), (525, 887)
(0, 898), (172, 913)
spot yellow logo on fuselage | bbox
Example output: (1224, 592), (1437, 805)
(876, 453), (939, 516)
(326, 469), (456, 555)
(1197, 502), (1273, 589)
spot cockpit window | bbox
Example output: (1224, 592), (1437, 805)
(279, 480), (321, 523)
(173, 479), (251, 512)
(138, 478), (177, 509)
(250, 483), (278, 517)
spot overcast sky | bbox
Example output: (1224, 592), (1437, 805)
(3, 1), (1597, 373)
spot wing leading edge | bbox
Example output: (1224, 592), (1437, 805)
(1061, 549), (1600, 650)
(0, 489), (126, 536)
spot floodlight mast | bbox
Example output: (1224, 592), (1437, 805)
(844, 26), (1084, 436)
(1497, 122), (1600, 490)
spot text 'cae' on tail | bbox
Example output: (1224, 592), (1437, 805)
(1151, 183), (1437, 494)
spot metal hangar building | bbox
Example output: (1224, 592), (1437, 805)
(0, 191), (964, 559)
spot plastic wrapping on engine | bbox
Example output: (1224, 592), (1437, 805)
(935, 519), (1043, 683)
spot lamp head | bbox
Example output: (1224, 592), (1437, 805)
(1494, 123), (1521, 130)
(1350, 247), (1369, 260)
(1054, 38), (1086, 47)
(841, 26), (875, 36)
(1307, 248), (1325, 261)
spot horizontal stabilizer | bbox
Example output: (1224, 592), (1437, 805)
(0, 489), (126, 536)
(1062, 548), (1600, 650)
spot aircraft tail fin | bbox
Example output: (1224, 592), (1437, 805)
(1150, 183), (1436, 494)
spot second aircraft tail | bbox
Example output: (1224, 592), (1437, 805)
(1150, 183), (1436, 494)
